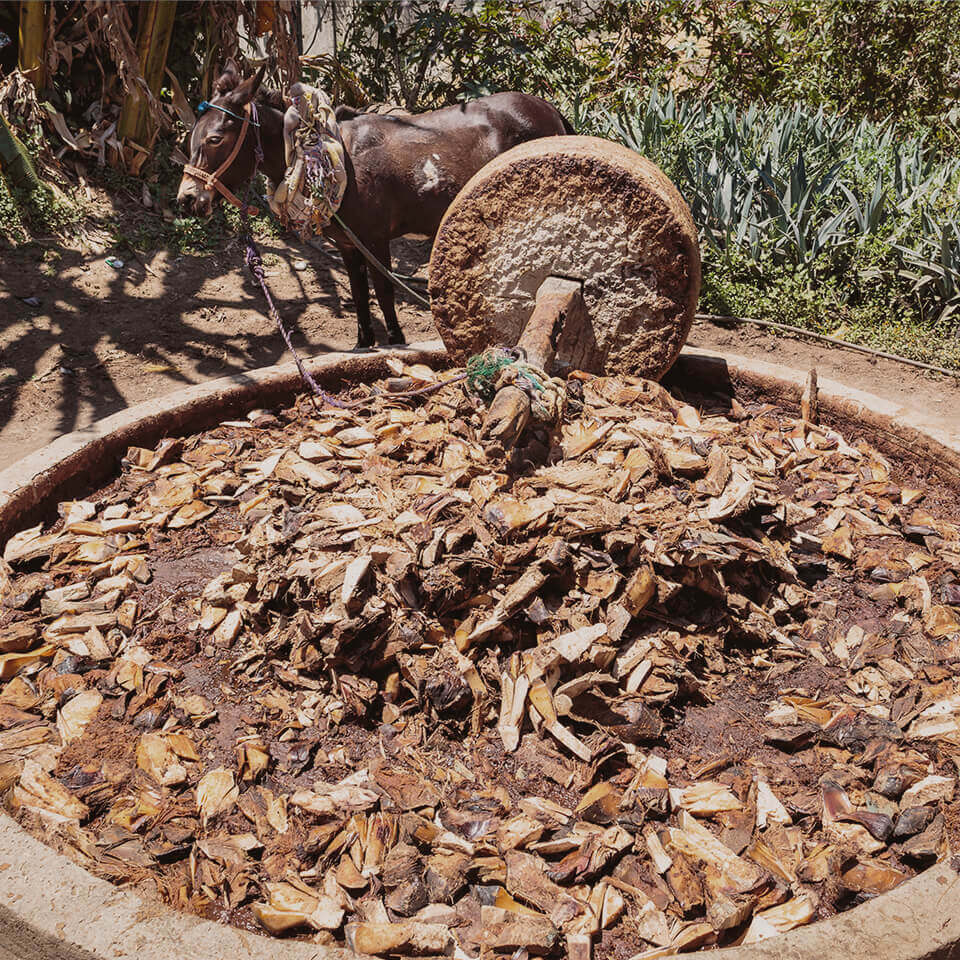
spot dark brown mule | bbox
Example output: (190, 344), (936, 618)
(177, 61), (572, 348)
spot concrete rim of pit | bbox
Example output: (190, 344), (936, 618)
(1, 341), (959, 960)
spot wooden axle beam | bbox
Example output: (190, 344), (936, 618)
(481, 276), (585, 449)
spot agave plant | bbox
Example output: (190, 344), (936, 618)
(752, 146), (849, 265)
(895, 212), (960, 323)
(601, 86), (960, 323)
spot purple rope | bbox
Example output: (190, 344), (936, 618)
(240, 104), (352, 411)
(243, 237), (355, 410)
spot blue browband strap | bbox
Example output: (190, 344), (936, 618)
(196, 101), (260, 126)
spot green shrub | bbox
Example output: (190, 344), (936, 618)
(322, 1), (960, 134)
(702, 247), (960, 369)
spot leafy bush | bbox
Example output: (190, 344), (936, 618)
(322, 1), (697, 111)
(322, 1), (960, 132)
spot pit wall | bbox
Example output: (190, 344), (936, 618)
(1, 342), (959, 960)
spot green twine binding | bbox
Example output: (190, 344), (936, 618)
(465, 347), (547, 403)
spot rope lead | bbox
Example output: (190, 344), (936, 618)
(244, 235), (353, 410)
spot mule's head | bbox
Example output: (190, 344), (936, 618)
(176, 59), (265, 216)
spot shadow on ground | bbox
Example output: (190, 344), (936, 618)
(0, 204), (434, 467)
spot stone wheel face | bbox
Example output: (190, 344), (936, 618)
(429, 136), (701, 380)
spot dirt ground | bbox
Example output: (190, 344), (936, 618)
(1, 230), (958, 472)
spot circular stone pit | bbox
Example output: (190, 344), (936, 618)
(1, 343), (959, 960)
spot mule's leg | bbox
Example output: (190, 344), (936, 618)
(368, 239), (406, 345)
(340, 245), (375, 348)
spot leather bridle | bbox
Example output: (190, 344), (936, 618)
(183, 101), (262, 215)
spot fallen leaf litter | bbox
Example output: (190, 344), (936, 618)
(2, 356), (960, 958)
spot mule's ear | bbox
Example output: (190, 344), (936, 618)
(229, 63), (266, 106)
(213, 57), (241, 95)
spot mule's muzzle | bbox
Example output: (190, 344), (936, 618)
(176, 173), (216, 217)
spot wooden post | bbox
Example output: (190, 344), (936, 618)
(18, 1), (46, 89)
(117, 0), (178, 154)
(801, 367), (819, 424)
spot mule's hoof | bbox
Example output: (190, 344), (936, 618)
(387, 329), (407, 346)
(354, 338), (375, 351)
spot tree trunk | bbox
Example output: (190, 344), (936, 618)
(18, 1), (46, 89)
(117, 0), (177, 153)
